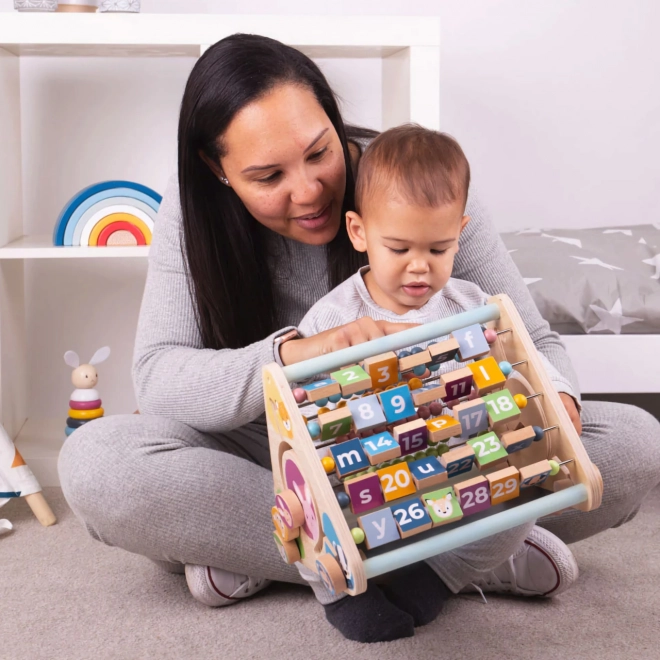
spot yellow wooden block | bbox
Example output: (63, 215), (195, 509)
(68, 407), (104, 420)
(398, 350), (431, 372)
(376, 462), (417, 502)
(272, 506), (300, 541)
(412, 383), (447, 406)
(468, 356), (507, 395)
(486, 466), (520, 505)
(425, 415), (461, 443)
(363, 352), (399, 389)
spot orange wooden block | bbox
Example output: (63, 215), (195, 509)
(486, 466), (520, 505)
(272, 506), (300, 541)
(426, 415), (462, 443)
(363, 352), (399, 389)
(412, 383), (447, 406)
(398, 349), (431, 372)
(376, 462), (417, 502)
(468, 356), (507, 395)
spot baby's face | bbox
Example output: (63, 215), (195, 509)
(347, 195), (469, 315)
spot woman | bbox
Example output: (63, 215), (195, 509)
(58, 34), (660, 643)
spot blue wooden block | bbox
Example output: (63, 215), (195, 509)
(408, 455), (447, 488)
(390, 497), (433, 538)
(440, 445), (476, 478)
(452, 324), (490, 361)
(329, 438), (370, 478)
(301, 378), (340, 402)
(377, 385), (416, 424)
(358, 507), (401, 549)
(347, 394), (387, 432)
(360, 431), (401, 464)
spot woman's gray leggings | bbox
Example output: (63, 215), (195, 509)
(58, 401), (660, 592)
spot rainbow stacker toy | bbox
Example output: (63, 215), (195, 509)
(264, 294), (603, 596)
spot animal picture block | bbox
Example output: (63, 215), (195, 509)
(423, 487), (464, 527)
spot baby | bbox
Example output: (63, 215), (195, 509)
(296, 124), (574, 641)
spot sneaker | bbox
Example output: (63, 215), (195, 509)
(185, 564), (271, 607)
(462, 526), (579, 598)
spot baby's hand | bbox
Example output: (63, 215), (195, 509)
(280, 317), (419, 366)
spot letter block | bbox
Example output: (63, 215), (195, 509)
(344, 473), (385, 515)
(422, 487), (464, 527)
(360, 431), (401, 464)
(486, 466), (520, 505)
(441, 367), (474, 400)
(302, 378), (341, 402)
(468, 356), (506, 395)
(347, 394), (386, 433)
(390, 497), (433, 538)
(377, 462), (417, 502)
(453, 476), (491, 516)
(377, 385), (416, 424)
(440, 444), (476, 477)
(408, 455), (448, 489)
(467, 431), (509, 469)
(362, 351), (399, 388)
(482, 389), (521, 430)
(412, 383), (447, 406)
(393, 418), (428, 455)
(426, 415), (462, 443)
(329, 438), (370, 478)
(358, 508), (401, 549)
(428, 338), (460, 366)
(330, 364), (372, 396)
(453, 398), (489, 439)
(519, 460), (553, 488)
(452, 323), (490, 361)
(318, 407), (353, 442)
(501, 426), (536, 454)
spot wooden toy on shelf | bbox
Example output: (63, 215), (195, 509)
(63, 346), (110, 438)
(264, 294), (603, 596)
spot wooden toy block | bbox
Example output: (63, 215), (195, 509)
(392, 418), (428, 456)
(330, 364), (372, 396)
(441, 367), (474, 400)
(274, 489), (305, 528)
(329, 438), (370, 478)
(453, 398), (489, 439)
(360, 431), (401, 464)
(390, 497), (433, 538)
(344, 473), (385, 515)
(68, 407), (104, 420)
(408, 455), (448, 489)
(428, 338), (460, 366)
(272, 506), (300, 541)
(426, 415), (462, 443)
(302, 378), (341, 402)
(519, 459), (553, 489)
(412, 383), (447, 406)
(467, 431), (509, 469)
(316, 553), (347, 595)
(318, 407), (354, 442)
(452, 323), (491, 361)
(377, 385), (416, 424)
(440, 445), (476, 477)
(347, 394), (387, 433)
(363, 351), (399, 388)
(453, 476), (491, 516)
(468, 356), (507, 395)
(398, 349), (431, 372)
(273, 531), (301, 564)
(486, 466), (521, 505)
(482, 389), (521, 430)
(377, 462), (417, 502)
(358, 507), (401, 549)
(422, 486), (464, 527)
(501, 426), (536, 454)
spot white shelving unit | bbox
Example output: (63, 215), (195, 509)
(0, 13), (441, 486)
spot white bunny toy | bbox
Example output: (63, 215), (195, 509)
(64, 347), (111, 437)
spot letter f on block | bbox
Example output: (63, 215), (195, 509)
(464, 331), (474, 348)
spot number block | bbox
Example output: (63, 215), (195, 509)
(468, 356), (507, 395)
(440, 445), (476, 477)
(360, 431), (401, 464)
(467, 431), (509, 469)
(428, 338), (460, 366)
(358, 507), (401, 549)
(482, 389), (521, 430)
(426, 415), (462, 443)
(329, 438), (370, 478)
(302, 378), (341, 402)
(330, 364), (372, 396)
(501, 426), (536, 454)
(441, 367), (474, 400)
(453, 398), (489, 439)
(318, 407), (353, 442)
(408, 456), (448, 489)
(390, 497), (433, 538)
(363, 351), (399, 388)
(452, 323), (491, 361)
(377, 385), (416, 424)
(519, 460), (553, 488)
(412, 383), (447, 406)
(486, 466), (521, 505)
(422, 487), (464, 527)
(398, 349), (431, 373)
(344, 473), (385, 515)
(392, 418), (428, 455)
(347, 394), (387, 433)
(377, 462), (417, 502)
(453, 476), (491, 516)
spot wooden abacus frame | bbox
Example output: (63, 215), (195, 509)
(264, 294), (603, 596)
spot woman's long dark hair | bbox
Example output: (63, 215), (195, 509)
(178, 34), (376, 350)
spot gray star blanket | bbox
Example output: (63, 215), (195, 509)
(500, 225), (660, 334)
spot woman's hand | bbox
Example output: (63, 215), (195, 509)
(280, 317), (419, 366)
(559, 392), (582, 436)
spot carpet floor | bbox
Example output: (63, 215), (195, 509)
(2, 486), (659, 660)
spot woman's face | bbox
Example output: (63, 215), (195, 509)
(215, 83), (347, 245)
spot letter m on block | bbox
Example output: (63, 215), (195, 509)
(330, 439), (369, 477)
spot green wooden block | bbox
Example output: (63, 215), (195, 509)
(467, 431), (509, 467)
(320, 413), (353, 441)
(421, 486), (464, 526)
(482, 389), (521, 425)
(330, 364), (372, 395)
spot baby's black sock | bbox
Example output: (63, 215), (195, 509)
(323, 582), (415, 643)
(380, 562), (452, 627)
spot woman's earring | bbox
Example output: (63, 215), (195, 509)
(220, 175), (230, 186)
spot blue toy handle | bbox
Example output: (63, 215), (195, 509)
(282, 303), (501, 383)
